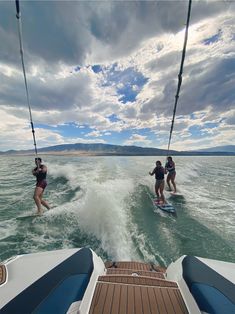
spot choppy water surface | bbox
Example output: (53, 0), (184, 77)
(0, 155), (234, 266)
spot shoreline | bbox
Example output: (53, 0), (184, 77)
(0, 150), (235, 157)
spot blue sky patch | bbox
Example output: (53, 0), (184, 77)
(36, 123), (93, 138)
(190, 113), (196, 119)
(74, 66), (81, 72)
(91, 65), (103, 73)
(36, 123), (55, 130)
(103, 65), (148, 103)
(107, 114), (121, 122)
(189, 125), (203, 138)
(189, 123), (218, 138)
(203, 29), (221, 45)
(203, 122), (219, 129)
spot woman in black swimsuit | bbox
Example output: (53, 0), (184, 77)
(149, 160), (166, 204)
(32, 157), (50, 215)
(165, 156), (177, 193)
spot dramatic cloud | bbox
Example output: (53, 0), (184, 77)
(0, 1), (234, 151)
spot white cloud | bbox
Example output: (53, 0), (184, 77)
(124, 134), (151, 146)
(0, 1), (235, 151)
(0, 108), (65, 150)
(85, 130), (102, 138)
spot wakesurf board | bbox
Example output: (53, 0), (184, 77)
(169, 191), (183, 197)
(153, 198), (176, 213)
(16, 214), (39, 220)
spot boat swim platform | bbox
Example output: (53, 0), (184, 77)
(89, 261), (188, 314)
(106, 268), (165, 279)
(105, 261), (166, 273)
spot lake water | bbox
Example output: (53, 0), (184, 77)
(0, 155), (234, 266)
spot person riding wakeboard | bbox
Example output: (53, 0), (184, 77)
(165, 156), (177, 193)
(149, 160), (166, 205)
(32, 157), (50, 215)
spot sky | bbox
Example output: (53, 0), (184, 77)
(0, 0), (235, 152)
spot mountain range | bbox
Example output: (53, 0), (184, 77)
(196, 145), (235, 153)
(0, 143), (235, 156)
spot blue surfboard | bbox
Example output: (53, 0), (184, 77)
(153, 198), (176, 213)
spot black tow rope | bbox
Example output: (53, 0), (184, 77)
(15, 0), (38, 157)
(166, 0), (192, 156)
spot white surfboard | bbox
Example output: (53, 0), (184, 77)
(169, 191), (183, 196)
(17, 207), (54, 220)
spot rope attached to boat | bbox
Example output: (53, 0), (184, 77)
(166, 0), (192, 156)
(15, 0), (38, 157)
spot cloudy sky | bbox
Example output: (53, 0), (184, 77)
(0, 0), (235, 152)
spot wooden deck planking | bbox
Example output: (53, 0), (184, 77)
(154, 287), (167, 313)
(168, 289), (187, 314)
(102, 283), (115, 313)
(122, 276), (128, 284)
(89, 282), (108, 313)
(134, 285), (143, 314)
(148, 286), (160, 314)
(160, 287), (175, 313)
(107, 268), (165, 279)
(175, 289), (189, 313)
(119, 284), (128, 313)
(127, 285), (135, 314)
(105, 261), (166, 273)
(112, 261), (151, 271)
(99, 275), (177, 288)
(110, 284), (121, 314)
(89, 282), (188, 314)
(141, 285), (151, 314)
(92, 259), (185, 314)
(92, 281), (102, 309)
(0, 265), (6, 285)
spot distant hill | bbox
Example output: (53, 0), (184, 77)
(0, 143), (235, 156)
(196, 145), (235, 153)
(0, 143), (174, 156)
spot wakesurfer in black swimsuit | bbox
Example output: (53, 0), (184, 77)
(165, 156), (177, 193)
(149, 160), (166, 204)
(32, 157), (50, 215)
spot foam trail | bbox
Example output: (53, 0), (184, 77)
(130, 224), (168, 266)
(75, 178), (137, 261)
(48, 162), (80, 190)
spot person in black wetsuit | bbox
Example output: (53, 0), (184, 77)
(149, 160), (166, 204)
(165, 156), (177, 193)
(32, 157), (50, 215)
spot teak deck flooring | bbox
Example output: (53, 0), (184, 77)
(105, 261), (166, 273)
(99, 275), (177, 288)
(107, 269), (165, 279)
(0, 264), (6, 285)
(89, 262), (188, 314)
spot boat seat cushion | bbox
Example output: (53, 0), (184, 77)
(182, 256), (235, 314)
(34, 274), (90, 314)
(1, 248), (94, 314)
(191, 283), (235, 314)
